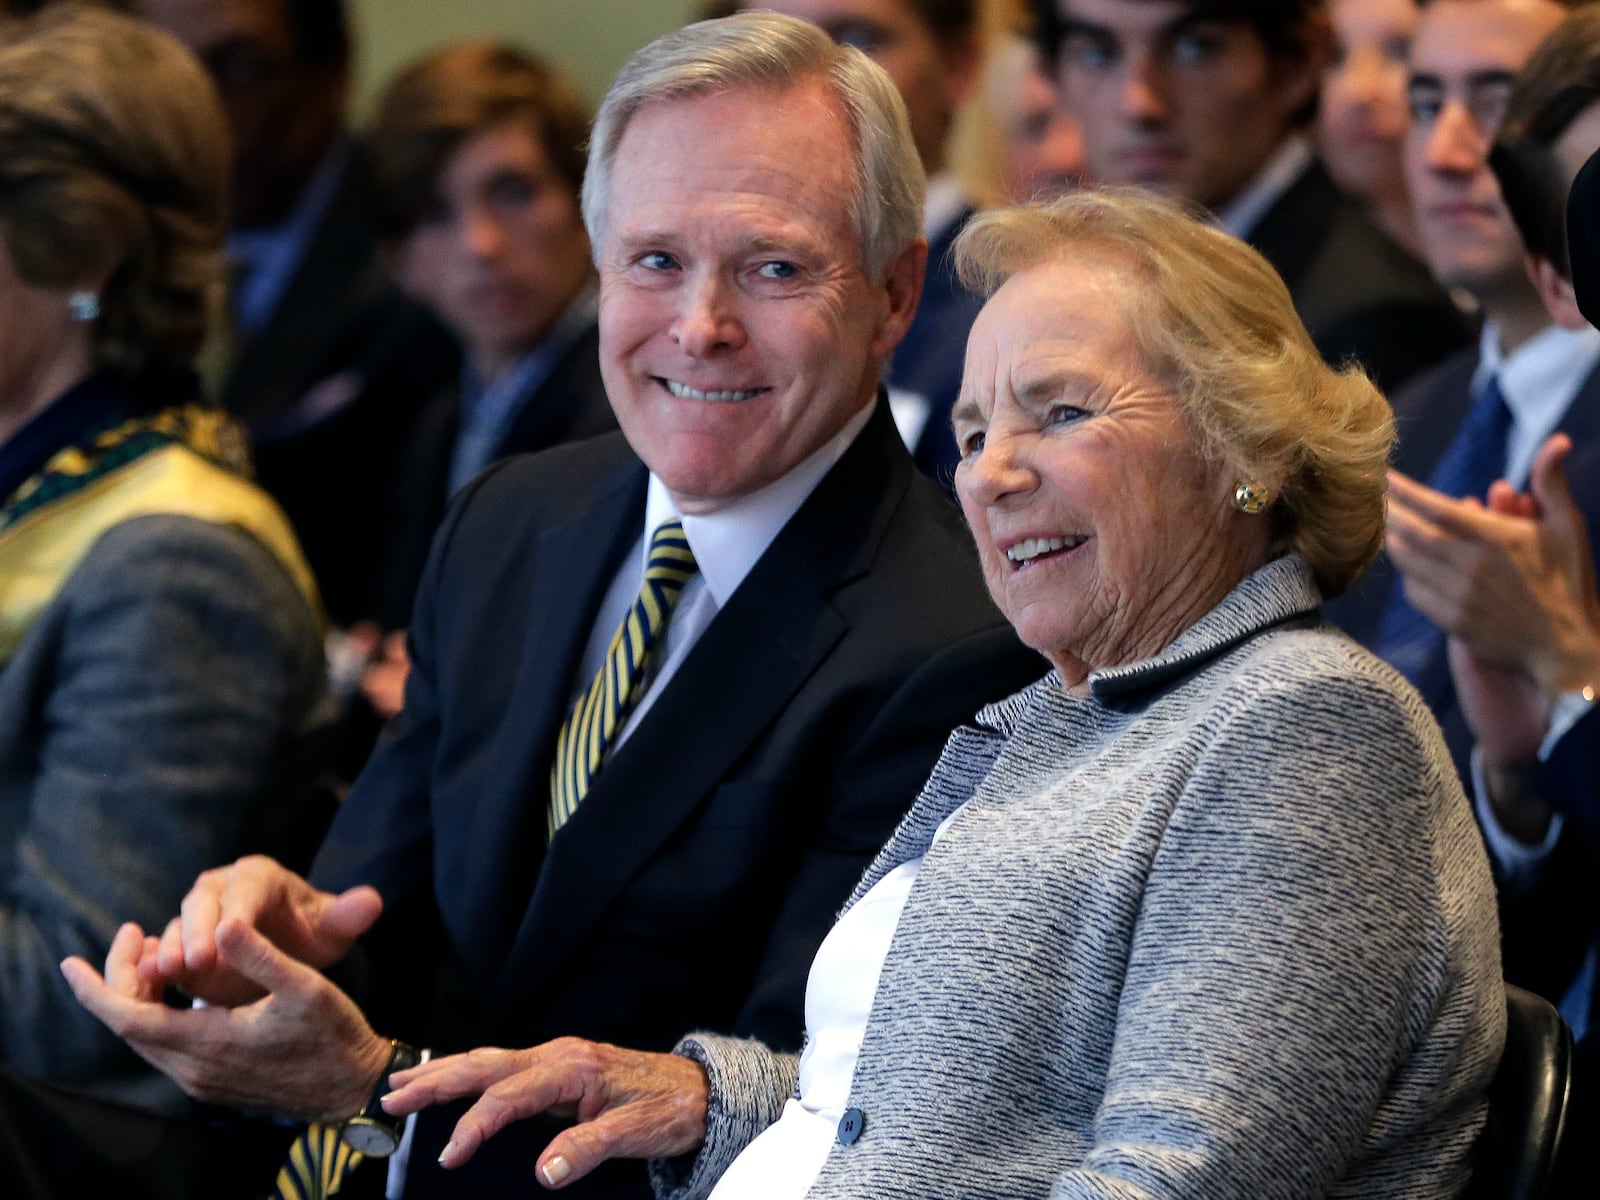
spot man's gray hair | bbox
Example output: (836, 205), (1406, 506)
(582, 11), (925, 282)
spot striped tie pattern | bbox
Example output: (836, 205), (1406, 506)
(269, 1121), (363, 1200)
(548, 520), (698, 837)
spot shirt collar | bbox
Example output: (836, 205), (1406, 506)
(1476, 319), (1600, 483)
(459, 281), (600, 407)
(1216, 136), (1313, 241)
(924, 172), (968, 241)
(642, 399), (877, 606)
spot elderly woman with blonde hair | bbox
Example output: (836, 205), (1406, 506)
(386, 188), (1501, 1199)
(0, 4), (329, 1107)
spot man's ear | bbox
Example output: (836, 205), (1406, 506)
(1528, 253), (1589, 330)
(871, 237), (928, 361)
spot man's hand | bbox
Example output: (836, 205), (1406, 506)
(61, 915), (391, 1120)
(360, 631), (412, 720)
(1386, 435), (1600, 693)
(146, 855), (382, 1006)
(381, 1039), (709, 1188)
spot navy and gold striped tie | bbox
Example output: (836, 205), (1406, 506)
(269, 1121), (362, 1200)
(548, 519), (698, 836)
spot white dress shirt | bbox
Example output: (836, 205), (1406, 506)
(568, 400), (876, 750)
(707, 801), (972, 1200)
(1216, 135), (1313, 242)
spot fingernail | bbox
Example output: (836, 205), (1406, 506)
(541, 1155), (572, 1187)
(438, 1141), (457, 1167)
(380, 1091), (397, 1110)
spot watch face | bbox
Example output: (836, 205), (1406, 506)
(342, 1117), (400, 1157)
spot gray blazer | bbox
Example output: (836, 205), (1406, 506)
(0, 515), (332, 1111)
(659, 556), (1504, 1200)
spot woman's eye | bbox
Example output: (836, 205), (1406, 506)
(757, 260), (798, 280)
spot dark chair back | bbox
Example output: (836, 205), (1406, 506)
(1464, 983), (1575, 1200)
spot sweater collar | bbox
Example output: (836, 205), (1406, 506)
(978, 554), (1323, 732)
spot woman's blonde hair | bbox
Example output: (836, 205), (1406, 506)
(0, 4), (230, 373)
(955, 189), (1394, 598)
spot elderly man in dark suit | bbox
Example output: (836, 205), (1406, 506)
(1028, 0), (1471, 394)
(61, 13), (1039, 1200)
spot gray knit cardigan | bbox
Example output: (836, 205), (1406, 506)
(654, 555), (1504, 1200)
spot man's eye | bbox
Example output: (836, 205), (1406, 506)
(1060, 34), (1117, 72)
(1046, 405), (1086, 426)
(1467, 84), (1513, 134)
(486, 176), (537, 210)
(640, 252), (678, 271)
(1407, 88), (1443, 125)
(958, 429), (986, 459)
(1170, 31), (1224, 66)
(756, 261), (798, 280)
(1382, 35), (1411, 66)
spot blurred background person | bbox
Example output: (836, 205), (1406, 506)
(713, 0), (984, 482)
(0, 2), (331, 1111)
(1378, 16), (1600, 1188)
(128, 0), (457, 629)
(1028, 0), (1471, 394)
(1328, 0), (1595, 776)
(954, 20), (1086, 205)
(349, 40), (615, 720)
(1318, 0), (1426, 258)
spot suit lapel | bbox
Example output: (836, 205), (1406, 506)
(491, 403), (912, 1004)
(450, 453), (649, 975)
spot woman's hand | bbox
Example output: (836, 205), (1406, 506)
(382, 1038), (710, 1188)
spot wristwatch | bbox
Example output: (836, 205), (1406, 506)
(341, 1039), (422, 1157)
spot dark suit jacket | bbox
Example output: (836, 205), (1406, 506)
(364, 321), (617, 630)
(310, 403), (1043, 1198)
(1326, 348), (1600, 776)
(892, 208), (985, 487)
(1501, 723), (1600, 1144)
(1250, 159), (1473, 396)
(222, 153), (458, 627)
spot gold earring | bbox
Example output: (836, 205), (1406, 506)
(1234, 481), (1270, 514)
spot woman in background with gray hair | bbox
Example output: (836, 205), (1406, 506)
(384, 188), (1504, 1199)
(0, 3), (329, 1108)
